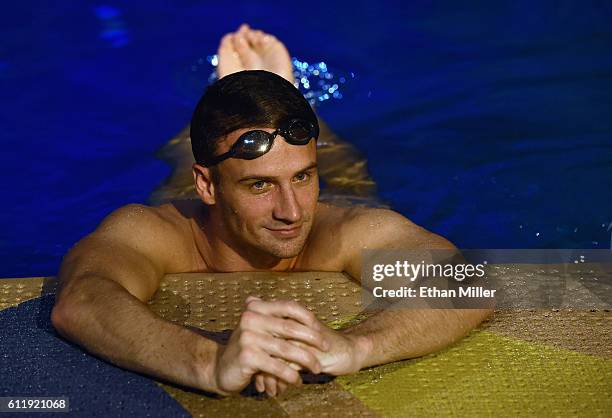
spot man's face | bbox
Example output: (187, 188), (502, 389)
(211, 127), (319, 259)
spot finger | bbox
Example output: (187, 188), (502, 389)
(249, 332), (321, 374)
(246, 299), (322, 330)
(264, 374), (277, 397)
(239, 310), (328, 352)
(271, 354), (302, 372)
(277, 380), (288, 395)
(255, 374), (265, 393)
(277, 356), (304, 372)
(288, 339), (325, 356)
(263, 372), (294, 397)
(249, 349), (302, 385)
(287, 361), (302, 371)
(247, 312), (329, 351)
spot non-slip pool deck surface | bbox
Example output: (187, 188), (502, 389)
(1, 273), (610, 417)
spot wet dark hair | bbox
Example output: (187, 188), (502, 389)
(190, 70), (318, 167)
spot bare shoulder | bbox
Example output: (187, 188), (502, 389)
(58, 203), (196, 300)
(311, 203), (455, 251)
(94, 203), (182, 243)
(340, 206), (456, 249)
(63, 204), (175, 266)
(304, 204), (454, 279)
(310, 202), (352, 231)
(307, 204), (456, 281)
(93, 202), (196, 266)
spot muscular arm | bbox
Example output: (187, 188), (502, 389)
(338, 208), (493, 369)
(51, 204), (221, 393)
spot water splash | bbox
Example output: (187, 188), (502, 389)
(203, 54), (355, 106)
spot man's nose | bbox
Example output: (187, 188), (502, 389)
(273, 185), (302, 223)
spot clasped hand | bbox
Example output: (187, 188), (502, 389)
(211, 296), (365, 397)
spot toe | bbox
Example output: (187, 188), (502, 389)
(245, 28), (259, 47)
(262, 33), (276, 45)
(233, 33), (249, 53)
(233, 33), (259, 67)
(218, 33), (233, 53)
(253, 30), (265, 46)
(216, 33), (243, 79)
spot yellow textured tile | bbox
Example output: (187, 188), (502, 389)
(337, 331), (611, 417)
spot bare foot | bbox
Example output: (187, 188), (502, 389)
(216, 23), (295, 84)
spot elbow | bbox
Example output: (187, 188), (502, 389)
(483, 307), (495, 320)
(51, 285), (88, 336)
(453, 307), (494, 333)
(51, 271), (103, 334)
(51, 296), (89, 340)
(470, 307), (494, 327)
(50, 301), (70, 336)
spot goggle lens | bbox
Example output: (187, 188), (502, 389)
(233, 131), (272, 159)
(285, 120), (314, 143)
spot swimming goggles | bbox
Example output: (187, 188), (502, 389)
(203, 118), (319, 166)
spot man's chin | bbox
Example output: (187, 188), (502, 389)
(267, 241), (305, 258)
(260, 233), (308, 258)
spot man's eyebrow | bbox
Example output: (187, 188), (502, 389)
(237, 162), (318, 182)
(296, 162), (318, 174)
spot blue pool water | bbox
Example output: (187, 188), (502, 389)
(1, 1), (611, 278)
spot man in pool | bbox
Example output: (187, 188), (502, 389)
(51, 24), (492, 397)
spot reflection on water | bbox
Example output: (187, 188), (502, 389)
(94, 5), (129, 48)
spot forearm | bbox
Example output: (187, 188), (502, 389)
(342, 308), (492, 369)
(52, 275), (220, 393)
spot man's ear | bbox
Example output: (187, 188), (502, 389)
(192, 163), (217, 205)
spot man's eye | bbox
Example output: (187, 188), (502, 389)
(251, 180), (268, 191)
(294, 172), (310, 182)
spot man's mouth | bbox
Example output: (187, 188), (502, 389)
(265, 225), (302, 238)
